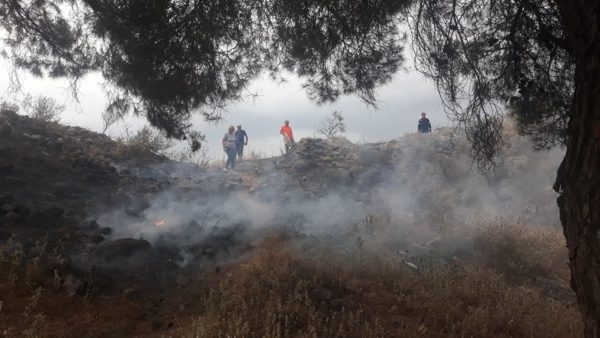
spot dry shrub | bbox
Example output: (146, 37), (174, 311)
(398, 263), (580, 337)
(113, 126), (170, 159)
(189, 235), (386, 337)
(22, 95), (64, 124)
(0, 236), (66, 336)
(316, 110), (346, 138)
(184, 233), (581, 338)
(0, 100), (19, 114)
(247, 149), (268, 160)
(473, 224), (569, 282)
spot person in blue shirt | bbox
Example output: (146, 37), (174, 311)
(418, 112), (432, 133)
(234, 125), (248, 159)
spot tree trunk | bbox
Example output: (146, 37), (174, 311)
(555, 1), (600, 336)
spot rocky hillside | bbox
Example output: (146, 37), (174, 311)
(0, 107), (577, 337)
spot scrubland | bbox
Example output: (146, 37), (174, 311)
(0, 109), (580, 337)
(0, 222), (582, 337)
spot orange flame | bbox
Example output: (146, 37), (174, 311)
(153, 219), (166, 227)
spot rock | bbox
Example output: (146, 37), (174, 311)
(52, 182), (71, 197)
(0, 121), (13, 137)
(98, 227), (112, 235)
(63, 275), (84, 297)
(28, 207), (66, 229)
(90, 234), (105, 244)
(312, 286), (333, 301)
(101, 238), (152, 261)
(54, 138), (64, 150)
(401, 259), (419, 271)
(185, 220), (205, 233)
(124, 199), (151, 218)
(38, 192), (57, 200)
(84, 219), (100, 231)
(151, 320), (163, 330)
(25, 262), (45, 286)
(3, 176), (25, 186)
(22, 133), (44, 140)
(4, 212), (18, 223)
(0, 231), (13, 240)
(176, 275), (191, 287)
(44, 206), (66, 218)
(58, 256), (72, 270)
(122, 288), (139, 300)
(210, 225), (239, 241)
(0, 204), (16, 213)
(0, 163), (13, 174)
(329, 298), (346, 311)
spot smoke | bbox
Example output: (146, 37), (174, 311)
(93, 127), (563, 268)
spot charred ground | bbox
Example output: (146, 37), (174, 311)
(0, 108), (582, 337)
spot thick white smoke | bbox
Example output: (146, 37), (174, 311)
(95, 126), (563, 267)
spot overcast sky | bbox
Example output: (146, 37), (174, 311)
(1, 60), (449, 161)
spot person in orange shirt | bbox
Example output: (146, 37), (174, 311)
(279, 120), (295, 153)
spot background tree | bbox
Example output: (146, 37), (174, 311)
(411, 0), (599, 334)
(411, 0), (572, 165)
(316, 110), (346, 138)
(1, 0), (410, 137)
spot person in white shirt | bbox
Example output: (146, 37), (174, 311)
(222, 126), (236, 170)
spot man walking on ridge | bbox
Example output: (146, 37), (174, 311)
(222, 126), (237, 171)
(235, 125), (248, 159)
(280, 120), (295, 153)
(418, 112), (432, 133)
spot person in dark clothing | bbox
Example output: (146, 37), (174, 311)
(418, 112), (432, 133)
(234, 125), (248, 159)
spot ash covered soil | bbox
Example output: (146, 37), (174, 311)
(0, 108), (582, 337)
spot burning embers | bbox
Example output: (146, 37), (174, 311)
(153, 218), (167, 229)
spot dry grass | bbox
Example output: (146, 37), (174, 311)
(474, 224), (570, 282)
(0, 235), (76, 336)
(178, 230), (581, 338)
(398, 263), (579, 337)
(246, 149), (269, 160)
(0, 226), (582, 337)
(183, 236), (387, 338)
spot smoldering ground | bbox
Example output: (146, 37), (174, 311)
(90, 127), (564, 273)
(0, 109), (579, 337)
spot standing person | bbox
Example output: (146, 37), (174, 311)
(418, 112), (432, 133)
(222, 126), (237, 171)
(234, 125), (248, 159)
(279, 120), (295, 153)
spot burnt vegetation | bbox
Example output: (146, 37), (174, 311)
(0, 107), (580, 337)
(2, 0), (600, 335)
